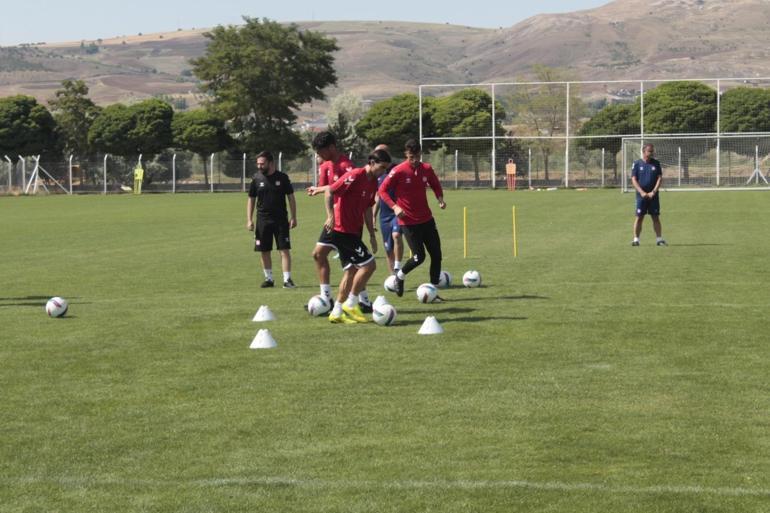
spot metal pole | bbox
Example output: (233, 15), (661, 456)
(209, 153), (214, 193)
(601, 148), (605, 187)
(716, 79), (721, 186)
(4, 155), (11, 190)
(67, 155), (73, 196)
(565, 82), (570, 188)
(418, 85), (423, 149)
(313, 152), (318, 187)
(279, 151), (283, 173)
(242, 153), (246, 192)
(491, 84), (496, 189)
(19, 156), (26, 191)
(640, 81), (645, 147)
(678, 147), (682, 187)
(172, 154), (177, 194)
(528, 148), (532, 189)
(454, 149), (458, 189)
(103, 154), (108, 194)
(756, 145), (760, 185)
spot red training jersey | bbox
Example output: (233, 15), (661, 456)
(329, 167), (378, 234)
(318, 154), (354, 187)
(378, 161), (443, 225)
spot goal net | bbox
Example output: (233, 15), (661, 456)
(622, 135), (770, 191)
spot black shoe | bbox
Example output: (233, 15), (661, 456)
(261, 279), (274, 288)
(359, 302), (373, 314)
(395, 277), (404, 297)
(656, 239), (668, 246)
(283, 278), (296, 289)
(631, 240), (640, 247)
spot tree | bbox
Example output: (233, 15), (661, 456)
(88, 104), (136, 157)
(326, 92), (365, 127)
(720, 87), (770, 133)
(432, 88), (507, 184)
(172, 109), (232, 183)
(507, 65), (585, 182)
(191, 17), (338, 154)
(356, 93), (434, 150)
(577, 102), (640, 181)
(88, 99), (174, 157)
(0, 95), (58, 160)
(49, 79), (101, 157)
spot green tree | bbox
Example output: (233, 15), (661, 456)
(48, 79), (101, 157)
(88, 104), (135, 157)
(720, 87), (770, 133)
(577, 102), (640, 181)
(432, 88), (507, 184)
(0, 95), (58, 159)
(191, 17), (337, 155)
(356, 93), (434, 150)
(172, 109), (232, 183)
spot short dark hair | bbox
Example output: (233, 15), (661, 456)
(312, 131), (336, 150)
(368, 148), (392, 164)
(642, 143), (654, 151)
(256, 151), (274, 162)
(404, 139), (421, 153)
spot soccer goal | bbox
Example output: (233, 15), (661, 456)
(622, 135), (770, 192)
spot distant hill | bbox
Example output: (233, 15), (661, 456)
(1, 0), (768, 113)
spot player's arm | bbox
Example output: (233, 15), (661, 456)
(373, 195), (381, 228)
(287, 193), (297, 228)
(651, 170), (662, 197)
(364, 205), (377, 254)
(427, 166), (446, 209)
(378, 172), (402, 217)
(322, 188), (334, 231)
(246, 196), (256, 231)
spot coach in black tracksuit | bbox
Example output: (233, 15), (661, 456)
(246, 151), (297, 289)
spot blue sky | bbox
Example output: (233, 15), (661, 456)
(0, 0), (611, 46)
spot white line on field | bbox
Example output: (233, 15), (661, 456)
(7, 476), (770, 497)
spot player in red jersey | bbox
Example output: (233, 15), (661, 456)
(307, 148), (392, 323)
(310, 132), (354, 303)
(378, 139), (446, 299)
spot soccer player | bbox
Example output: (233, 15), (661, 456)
(372, 144), (403, 275)
(631, 143), (667, 247)
(310, 132), (373, 311)
(378, 139), (446, 299)
(306, 149), (392, 323)
(246, 151), (298, 288)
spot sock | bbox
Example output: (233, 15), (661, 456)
(358, 290), (370, 305)
(396, 270), (406, 280)
(394, 260), (402, 271)
(633, 237), (640, 243)
(656, 236), (663, 243)
(345, 294), (359, 308)
(332, 301), (343, 316)
(283, 272), (291, 282)
(320, 284), (332, 299)
(264, 269), (273, 280)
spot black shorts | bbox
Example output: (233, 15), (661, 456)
(330, 230), (374, 270)
(254, 219), (291, 252)
(316, 227), (336, 248)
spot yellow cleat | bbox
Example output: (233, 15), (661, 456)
(342, 304), (369, 323)
(329, 311), (357, 324)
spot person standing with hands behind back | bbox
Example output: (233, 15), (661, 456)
(247, 151), (298, 288)
(631, 143), (667, 247)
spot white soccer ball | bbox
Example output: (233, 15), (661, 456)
(384, 274), (399, 293)
(462, 270), (482, 288)
(372, 295), (389, 310)
(307, 295), (332, 316)
(372, 303), (397, 326)
(437, 270), (453, 289)
(416, 283), (439, 303)
(45, 297), (68, 318)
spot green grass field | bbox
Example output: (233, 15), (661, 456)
(1, 189), (769, 512)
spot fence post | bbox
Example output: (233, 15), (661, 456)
(3, 155), (11, 190)
(18, 156), (26, 191)
(491, 83), (496, 190)
(454, 150), (458, 189)
(242, 153), (247, 192)
(527, 148), (532, 189)
(716, 79), (721, 187)
(103, 154), (109, 195)
(565, 82), (570, 188)
(172, 154), (177, 194)
(278, 151), (283, 173)
(601, 148), (605, 187)
(209, 153), (214, 193)
(313, 152), (318, 187)
(678, 147), (682, 187)
(68, 155), (73, 195)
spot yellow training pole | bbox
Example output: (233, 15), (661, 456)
(512, 205), (518, 257)
(463, 206), (468, 259)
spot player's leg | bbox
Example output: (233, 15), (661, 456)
(381, 217), (395, 274)
(329, 266), (357, 324)
(342, 242), (375, 323)
(632, 196), (647, 246)
(649, 196), (666, 246)
(423, 219), (443, 286)
(395, 224), (426, 297)
(275, 220), (295, 287)
(392, 219), (404, 273)
(313, 227), (336, 300)
(256, 221), (275, 286)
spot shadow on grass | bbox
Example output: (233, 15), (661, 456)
(669, 243), (729, 247)
(444, 315), (527, 323)
(398, 307), (475, 315)
(458, 294), (549, 302)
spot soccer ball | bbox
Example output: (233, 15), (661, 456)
(384, 274), (399, 293)
(437, 270), (453, 289)
(462, 270), (482, 288)
(45, 297), (68, 318)
(416, 283), (439, 303)
(372, 303), (397, 326)
(307, 295), (332, 316)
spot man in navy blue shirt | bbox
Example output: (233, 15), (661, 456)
(631, 143), (666, 246)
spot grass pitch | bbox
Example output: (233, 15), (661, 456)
(1, 189), (769, 512)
